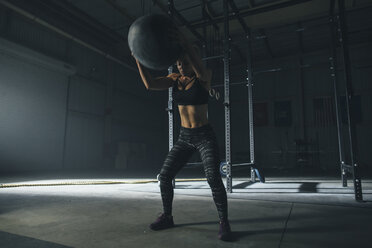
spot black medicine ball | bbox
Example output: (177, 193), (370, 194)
(128, 14), (182, 70)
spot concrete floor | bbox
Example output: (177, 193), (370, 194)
(0, 173), (372, 248)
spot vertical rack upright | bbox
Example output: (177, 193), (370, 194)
(223, 0), (232, 193)
(329, 0), (363, 201)
(167, 0), (175, 152)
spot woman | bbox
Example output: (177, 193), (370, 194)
(133, 30), (232, 241)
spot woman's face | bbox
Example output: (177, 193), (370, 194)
(176, 57), (193, 76)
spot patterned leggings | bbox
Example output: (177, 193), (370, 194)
(158, 124), (228, 221)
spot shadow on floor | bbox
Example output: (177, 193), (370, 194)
(176, 182), (321, 192)
(0, 231), (72, 248)
(234, 181), (320, 193)
(232, 181), (257, 189)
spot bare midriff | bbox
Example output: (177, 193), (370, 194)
(178, 104), (209, 128)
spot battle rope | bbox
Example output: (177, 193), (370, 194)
(0, 178), (207, 188)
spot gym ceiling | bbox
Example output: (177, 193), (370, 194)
(2, 0), (372, 65)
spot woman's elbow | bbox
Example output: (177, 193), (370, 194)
(143, 80), (153, 90)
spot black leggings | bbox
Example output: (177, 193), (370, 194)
(158, 124), (228, 221)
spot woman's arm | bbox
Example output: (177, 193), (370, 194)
(178, 31), (212, 90)
(134, 58), (176, 91)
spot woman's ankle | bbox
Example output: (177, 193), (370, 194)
(163, 213), (173, 218)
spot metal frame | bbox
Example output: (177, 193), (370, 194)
(167, 0), (175, 152)
(329, 0), (363, 201)
(167, 66), (174, 151)
(153, 0), (206, 45)
(246, 30), (256, 184)
(223, 0), (233, 193)
(224, 0), (257, 191)
(329, 0), (345, 187)
(190, 0), (312, 29)
(165, 0), (364, 201)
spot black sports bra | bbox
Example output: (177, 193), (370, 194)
(172, 76), (209, 106)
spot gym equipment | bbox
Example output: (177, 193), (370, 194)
(219, 162), (265, 183)
(128, 14), (182, 70)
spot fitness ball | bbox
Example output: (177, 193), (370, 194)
(128, 14), (182, 70)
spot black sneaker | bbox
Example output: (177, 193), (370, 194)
(149, 213), (174, 231)
(218, 220), (232, 241)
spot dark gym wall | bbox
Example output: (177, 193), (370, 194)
(0, 5), (168, 172)
(0, 3), (371, 176)
(0, 38), (71, 171)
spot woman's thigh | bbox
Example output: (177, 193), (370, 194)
(197, 136), (221, 178)
(159, 140), (195, 179)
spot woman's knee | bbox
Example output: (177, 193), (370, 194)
(206, 172), (224, 187)
(158, 172), (173, 185)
